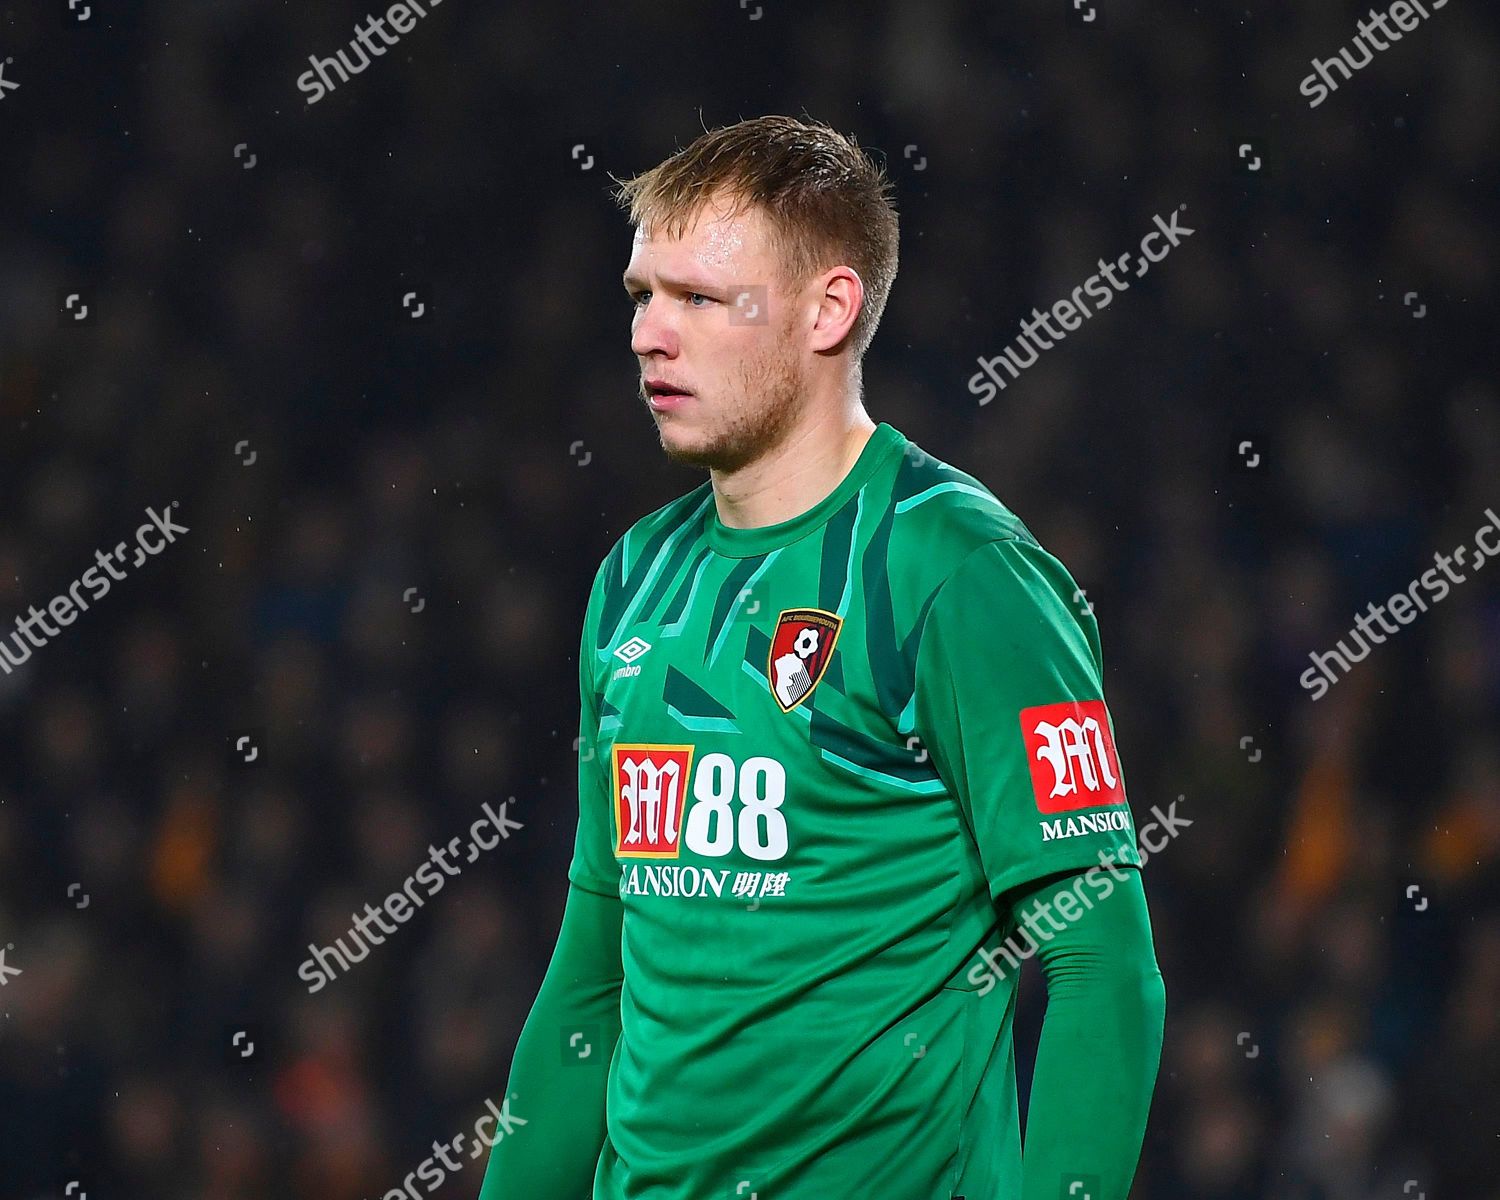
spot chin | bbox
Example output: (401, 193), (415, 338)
(657, 429), (714, 467)
(650, 417), (718, 466)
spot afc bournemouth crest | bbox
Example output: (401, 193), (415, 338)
(768, 607), (843, 712)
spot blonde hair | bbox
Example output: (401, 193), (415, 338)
(612, 114), (900, 361)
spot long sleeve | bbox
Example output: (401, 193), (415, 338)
(912, 535), (1143, 904)
(475, 881), (623, 1199)
(479, 552), (625, 1198)
(910, 533), (1162, 1193)
(1014, 866), (1165, 1200)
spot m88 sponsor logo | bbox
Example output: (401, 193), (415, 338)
(611, 744), (789, 862)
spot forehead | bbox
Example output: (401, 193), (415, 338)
(626, 197), (775, 277)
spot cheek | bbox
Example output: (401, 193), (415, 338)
(721, 333), (770, 382)
(690, 320), (741, 361)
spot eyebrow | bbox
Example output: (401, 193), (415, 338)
(621, 271), (719, 294)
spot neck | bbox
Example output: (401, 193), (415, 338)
(710, 404), (878, 530)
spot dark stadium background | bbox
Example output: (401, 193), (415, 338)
(2, 2), (1497, 1197)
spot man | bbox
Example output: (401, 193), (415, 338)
(478, 115), (1164, 1200)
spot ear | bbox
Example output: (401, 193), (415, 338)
(807, 266), (864, 354)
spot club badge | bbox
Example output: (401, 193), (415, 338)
(768, 607), (842, 712)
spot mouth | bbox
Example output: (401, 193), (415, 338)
(645, 378), (694, 412)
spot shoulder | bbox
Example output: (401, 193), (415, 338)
(886, 433), (1042, 588)
(579, 474), (714, 618)
(590, 479), (716, 594)
(881, 435), (1094, 654)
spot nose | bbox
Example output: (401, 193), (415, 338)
(630, 295), (678, 360)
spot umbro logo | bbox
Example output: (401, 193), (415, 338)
(613, 636), (652, 664)
(612, 635), (651, 681)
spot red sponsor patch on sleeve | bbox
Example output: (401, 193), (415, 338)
(1019, 699), (1127, 813)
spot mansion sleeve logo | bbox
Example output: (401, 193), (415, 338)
(1019, 699), (1127, 813)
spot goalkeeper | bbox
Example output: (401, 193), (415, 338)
(478, 114), (1164, 1200)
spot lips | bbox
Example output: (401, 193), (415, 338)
(645, 378), (694, 413)
(645, 378), (693, 398)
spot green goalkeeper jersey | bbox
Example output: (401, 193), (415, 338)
(568, 420), (1142, 1199)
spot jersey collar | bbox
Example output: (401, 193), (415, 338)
(705, 422), (906, 559)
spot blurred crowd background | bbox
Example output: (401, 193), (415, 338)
(2, 2), (1497, 1198)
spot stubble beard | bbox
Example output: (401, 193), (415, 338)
(654, 342), (805, 474)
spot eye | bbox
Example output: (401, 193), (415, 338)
(629, 290), (650, 309)
(688, 292), (713, 308)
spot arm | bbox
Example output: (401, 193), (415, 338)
(1011, 867), (1165, 1200)
(911, 534), (1162, 1197)
(479, 553), (624, 1198)
(476, 881), (623, 1200)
